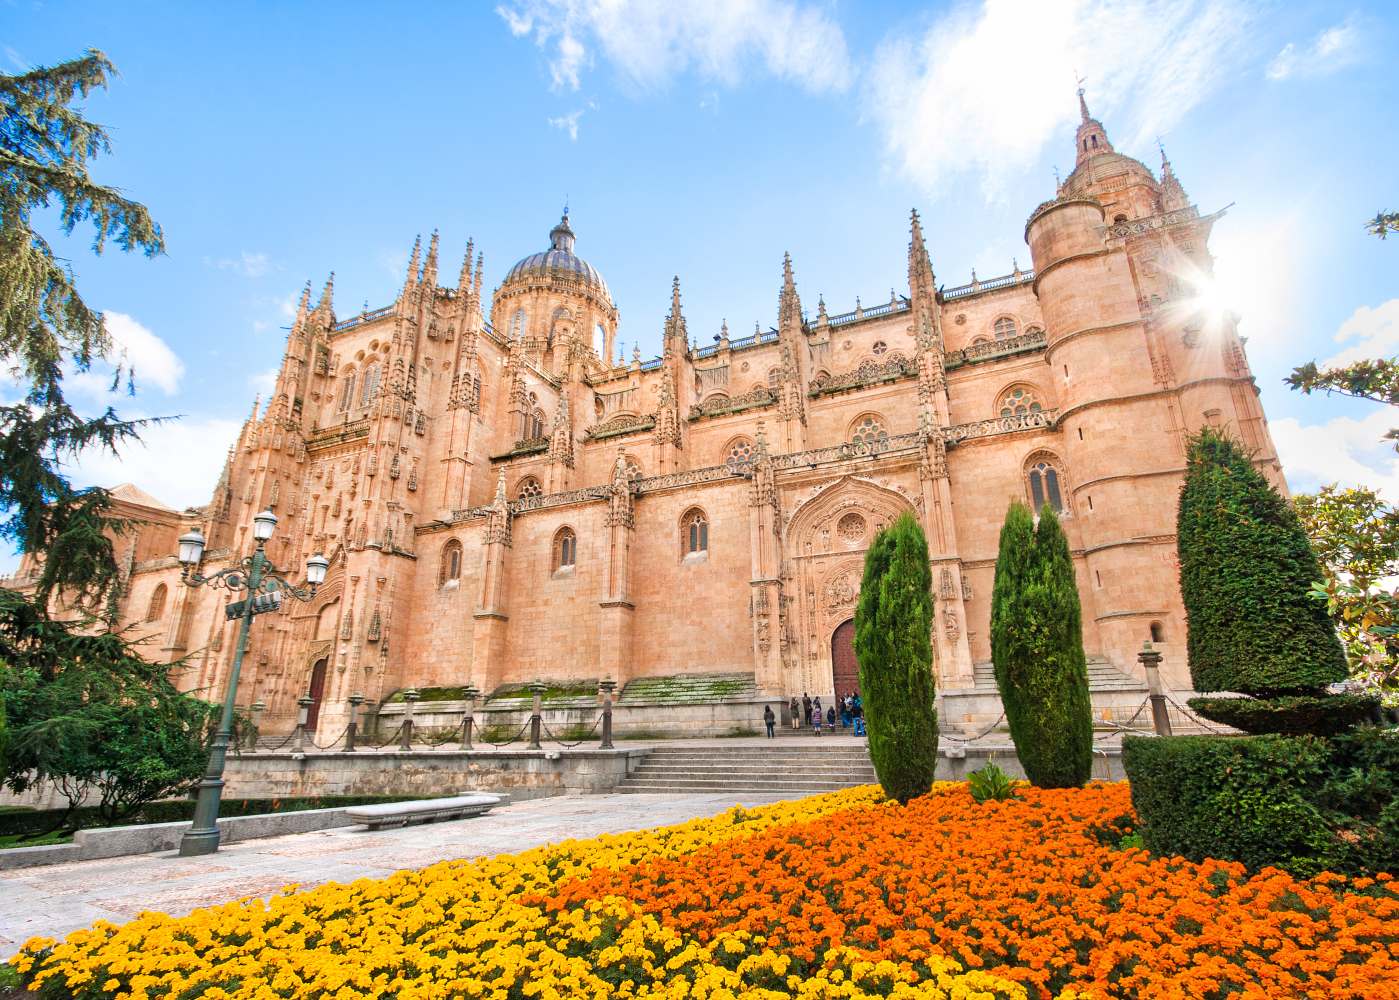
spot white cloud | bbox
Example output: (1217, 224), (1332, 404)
(862, 0), (1255, 199)
(206, 251), (273, 278)
(68, 312), (185, 398)
(1266, 17), (1361, 81)
(1273, 407), (1399, 502)
(548, 108), (585, 140)
(66, 414), (243, 512)
(496, 0), (853, 94)
(248, 368), (279, 396)
(1318, 299), (1399, 369)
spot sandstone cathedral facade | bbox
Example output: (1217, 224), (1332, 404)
(24, 99), (1284, 736)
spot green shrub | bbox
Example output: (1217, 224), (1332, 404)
(967, 762), (1016, 803)
(1122, 732), (1399, 877)
(855, 512), (938, 803)
(989, 502), (1093, 788)
(1177, 430), (1346, 701)
(1188, 693), (1379, 736)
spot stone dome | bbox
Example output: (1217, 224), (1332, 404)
(502, 214), (612, 304)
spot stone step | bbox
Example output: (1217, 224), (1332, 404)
(630, 768), (876, 781)
(617, 778), (866, 793)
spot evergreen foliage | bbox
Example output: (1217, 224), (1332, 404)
(1177, 430), (1348, 721)
(854, 511), (938, 803)
(1, 49), (163, 608)
(0, 590), (215, 827)
(990, 502), (1094, 788)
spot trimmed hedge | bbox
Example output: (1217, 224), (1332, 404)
(990, 502), (1093, 788)
(1123, 730), (1399, 877)
(1187, 693), (1379, 736)
(855, 511), (939, 804)
(1177, 430), (1347, 698)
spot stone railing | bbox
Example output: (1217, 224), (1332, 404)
(808, 354), (917, 397)
(687, 386), (776, 421)
(943, 269), (1035, 301)
(585, 413), (656, 441)
(941, 409), (1057, 445)
(634, 464), (738, 494)
(512, 485), (612, 514)
(945, 329), (1047, 368)
(306, 418), (370, 450)
(770, 432), (924, 470)
(820, 297), (909, 328)
(725, 329), (780, 351)
(332, 304), (395, 333)
(1106, 205), (1202, 239)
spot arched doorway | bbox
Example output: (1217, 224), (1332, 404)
(831, 619), (859, 696)
(305, 659), (328, 731)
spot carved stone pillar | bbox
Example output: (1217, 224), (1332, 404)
(470, 472), (512, 693)
(597, 451), (635, 685)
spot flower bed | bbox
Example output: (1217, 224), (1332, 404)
(10, 783), (1397, 999)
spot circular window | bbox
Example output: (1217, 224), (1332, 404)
(850, 416), (889, 450)
(872, 341), (888, 356)
(999, 387), (1044, 418)
(726, 439), (754, 466)
(837, 512), (866, 541)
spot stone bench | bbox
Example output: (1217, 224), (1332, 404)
(345, 793), (505, 830)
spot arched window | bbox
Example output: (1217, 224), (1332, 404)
(849, 414), (889, 450)
(516, 476), (542, 499)
(359, 362), (381, 407)
(553, 527), (576, 571)
(971, 336), (990, 346)
(1150, 621), (1165, 644)
(622, 456), (643, 482)
(525, 408), (546, 440)
(1025, 325), (1044, 338)
(998, 385), (1044, 418)
(724, 437), (755, 467)
(682, 508), (708, 556)
(440, 540), (462, 586)
(146, 583), (167, 622)
(337, 369), (356, 413)
(1025, 453), (1067, 514)
(993, 317), (1018, 341)
(766, 367), (782, 388)
(593, 323), (606, 357)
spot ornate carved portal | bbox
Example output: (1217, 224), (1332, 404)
(786, 476), (918, 695)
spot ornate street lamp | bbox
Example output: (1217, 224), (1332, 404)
(176, 512), (327, 856)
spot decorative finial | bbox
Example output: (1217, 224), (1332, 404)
(1076, 72), (1090, 122)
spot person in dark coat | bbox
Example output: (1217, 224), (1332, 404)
(763, 705), (776, 738)
(826, 705), (836, 728)
(788, 695), (800, 729)
(802, 693), (812, 728)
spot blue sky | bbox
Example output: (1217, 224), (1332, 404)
(3, 0), (1397, 571)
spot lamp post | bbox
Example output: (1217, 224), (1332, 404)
(175, 513), (328, 857)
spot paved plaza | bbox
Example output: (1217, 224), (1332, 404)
(1, 791), (789, 952)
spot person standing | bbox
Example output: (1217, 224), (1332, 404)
(812, 696), (823, 736)
(802, 693), (812, 730)
(789, 695), (800, 730)
(763, 705), (776, 739)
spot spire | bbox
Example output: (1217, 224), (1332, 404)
(663, 275), (688, 355)
(459, 237), (475, 292)
(1073, 85), (1113, 166)
(406, 234), (421, 286)
(908, 207), (935, 300)
(1158, 140), (1190, 211)
(778, 253), (802, 333)
(422, 229), (439, 287)
(549, 212), (575, 253)
(294, 280), (312, 324)
(473, 252), (484, 297)
(316, 273), (335, 315)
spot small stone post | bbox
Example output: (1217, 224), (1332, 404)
(294, 695), (313, 753)
(599, 678), (616, 750)
(400, 688), (420, 751)
(247, 700), (266, 750)
(460, 684), (479, 750)
(345, 692), (365, 752)
(1138, 642), (1172, 736)
(528, 680), (545, 750)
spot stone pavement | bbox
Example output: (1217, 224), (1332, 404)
(1, 791), (788, 954)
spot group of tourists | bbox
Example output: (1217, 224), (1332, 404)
(763, 692), (865, 737)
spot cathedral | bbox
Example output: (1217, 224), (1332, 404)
(25, 97), (1284, 737)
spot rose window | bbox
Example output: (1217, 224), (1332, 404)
(850, 416), (889, 449)
(872, 341), (888, 356)
(726, 439), (754, 466)
(837, 512), (866, 542)
(516, 477), (542, 499)
(999, 388), (1043, 418)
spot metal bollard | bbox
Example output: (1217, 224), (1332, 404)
(461, 684), (479, 751)
(1138, 642), (1173, 736)
(598, 678), (616, 750)
(345, 692), (365, 752)
(400, 688), (420, 751)
(528, 679), (545, 750)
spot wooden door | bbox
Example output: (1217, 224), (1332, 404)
(831, 619), (860, 696)
(305, 659), (327, 731)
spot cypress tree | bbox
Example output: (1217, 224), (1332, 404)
(854, 511), (939, 803)
(990, 501), (1093, 788)
(1178, 429), (1360, 733)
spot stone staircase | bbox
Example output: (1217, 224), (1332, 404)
(970, 657), (1146, 693)
(616, 744), (877, 796)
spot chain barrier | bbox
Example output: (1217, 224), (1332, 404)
(308, 726), (350, 751)
(420, 719), (468, 748)
(540, 714), (604, 748)
(1091, 699), (1154, 741)
(362, 723), (407, 750)
(939, 711), (1007, 743)
(476, 721), (532, 748)
(1165, 697), (1235, 735)
(259, 728), (299, 752)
